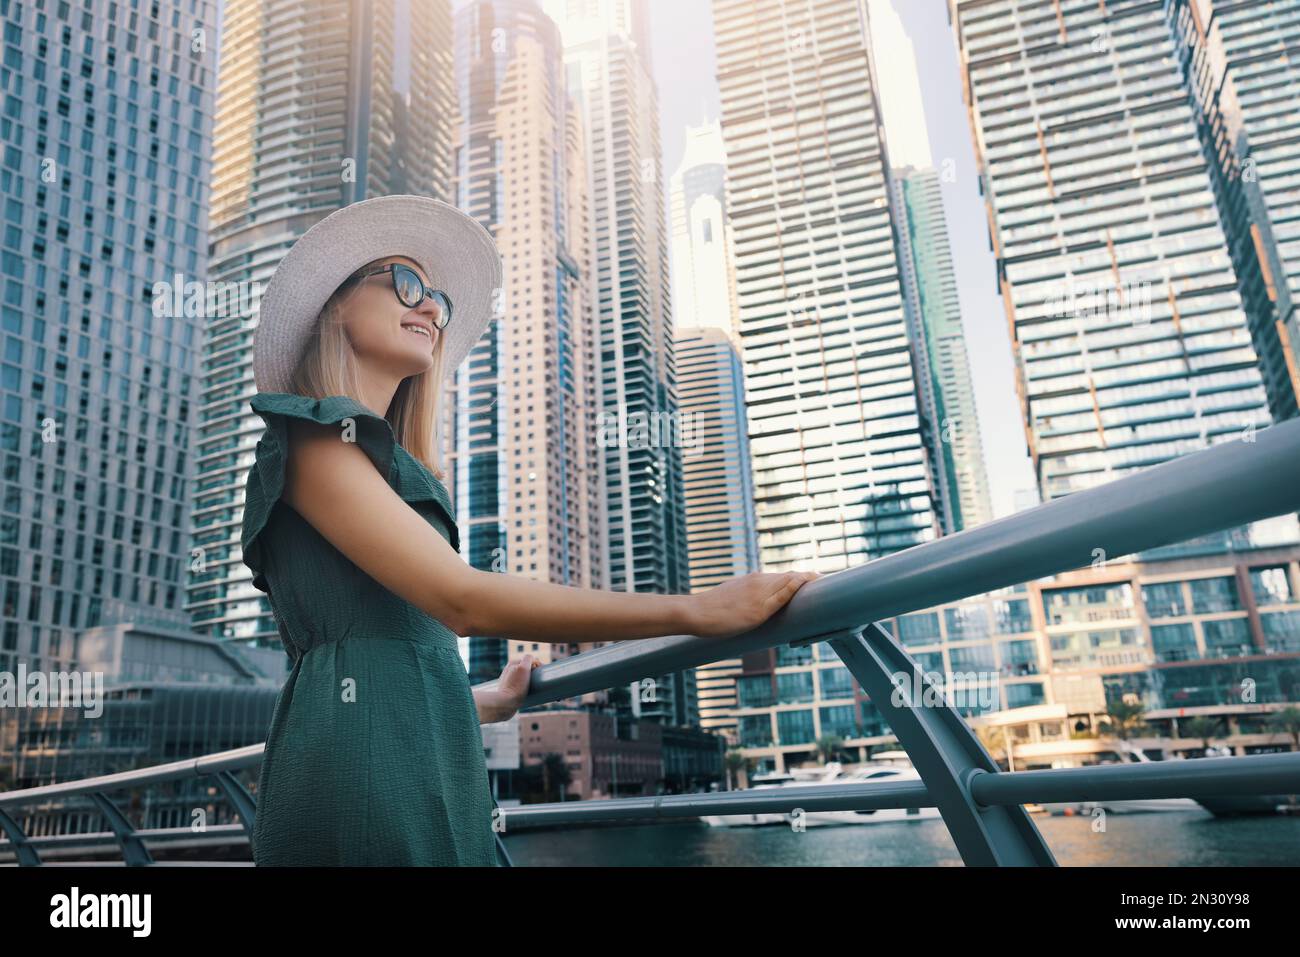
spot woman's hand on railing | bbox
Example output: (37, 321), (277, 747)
(473, 655), (540, 724)
(685, 571), (819, 639)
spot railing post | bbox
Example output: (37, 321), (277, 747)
(828, 624), (1057, 866)
(0, 808), (41, 866)
(213, 770), (257, 841)
(494, 832), (514, 867)
(89, 793), (153, 867)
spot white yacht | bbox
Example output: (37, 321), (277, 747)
(702, 763), (845, 828)
(703, 755), (941, 828)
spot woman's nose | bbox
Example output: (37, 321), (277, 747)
(413, 291), (446, 326)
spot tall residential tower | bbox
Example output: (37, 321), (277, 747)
(451, 0), (605, 684)
(951, 0), (1294, 553)
(713, 0), (942, 572)
(544, 0), (695, 727)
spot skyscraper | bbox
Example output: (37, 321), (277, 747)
(451, 0), (605, 685)
(674, 326), (758, 739)
(893, 166), (994, 532)
(187, 0), (457, 647)
(669, 120), (741, 339)
(1170, 0), (1300, 423)
(543, 0), (694, 727)
(669, 118), (756, 740)
(712, 0), (942, 573)
(951, 0), (1292, 553)
(0, 0), (217, 672)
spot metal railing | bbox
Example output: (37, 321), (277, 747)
(3, 419), (1300, 866)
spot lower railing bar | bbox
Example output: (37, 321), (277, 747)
(969, 752), (1300, 806)
(498, 779), (935, 829)
(0, 824), (248, 853)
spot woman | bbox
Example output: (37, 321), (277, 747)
(241, 194), (817, 866)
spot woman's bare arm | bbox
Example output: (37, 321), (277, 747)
(280, 418), (816, 642)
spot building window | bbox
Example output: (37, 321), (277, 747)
(896, 611), (940, 646)
(1201, 618), (1252, 658)
(775, 671), (814, 705)
(1260, 612), (1300, 654)
(1150, 623), (1198, 662)
(739, 713), (772, 748)
(1142, 581), (1186, 618)
(1249, 566), (1294, 606)
(1190, 577), (1240, 614)
(775, 708), (814, 746)
(993, 598), (1033, 634)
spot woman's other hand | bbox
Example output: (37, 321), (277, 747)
(686, 571), (820, 639)
(474, 655), (541, 724)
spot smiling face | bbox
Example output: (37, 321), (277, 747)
(336, 255), (446, 381)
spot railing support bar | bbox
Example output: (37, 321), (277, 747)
(213, 771), (257, 840)
(829, 624), (1057, 866)
(0, 808), (41, 866)
(89, 793), (153, 867)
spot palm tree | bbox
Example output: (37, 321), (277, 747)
(1099, 699), (1149, 760)
(1179, 715), (1225, 756)
(1268, 706), (1300, 751)
(538, 752), (573, 802)
(724, 748), (752, 790)
(815, 733), (844, 766)
(975, 723), (1015, 771)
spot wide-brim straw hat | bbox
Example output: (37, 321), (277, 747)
(252, 194), (502, 393)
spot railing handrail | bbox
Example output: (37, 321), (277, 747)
(479, 417), (1300, 706)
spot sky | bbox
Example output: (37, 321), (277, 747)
(449, 0), (1037, 519)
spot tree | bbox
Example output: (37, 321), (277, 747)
(1099, 699), (1149, 754)
(538, 752), (573, 802)
(1268, 706), (1300, 751)
(724, 748), (752, 790)
(815, 733), (844, 766)
(975, 723), (1015, 771)
(1179, 715), (1224, 754)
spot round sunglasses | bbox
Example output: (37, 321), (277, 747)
(353, 263), (453, 329)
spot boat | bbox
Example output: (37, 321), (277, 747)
(703, 763), (845, 827)
(800, 764), (942, 826)
(1195, 794), (1299, 817)
(1039, 740), (1206, 815)
(704, 756), (941, 828)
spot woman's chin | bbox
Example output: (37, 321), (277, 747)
(393, 346), (436, 376)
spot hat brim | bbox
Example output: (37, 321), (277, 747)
(253, 194), (502, 394)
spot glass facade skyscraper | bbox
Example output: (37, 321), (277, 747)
(893, 166), (994, 533)
(674, 326), (758, 740)
(712, 0), (942, 572)
(186, 0), (457, 650)
(0, 0), (217, 673)
(1170, 0), (1300, 423)
(951, 0), (1290, 558)
(451, 0), (605, 685)
(544, 0), (695, 727)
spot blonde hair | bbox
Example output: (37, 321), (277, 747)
(289, 259), (447, 480)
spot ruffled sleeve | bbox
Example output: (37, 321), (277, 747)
(239, 391), (405, 593)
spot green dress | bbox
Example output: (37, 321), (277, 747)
(240, 391), (501, 866)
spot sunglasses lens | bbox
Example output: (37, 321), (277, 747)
(430, 290), (452, 329)
(392, 265), (424, 307)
